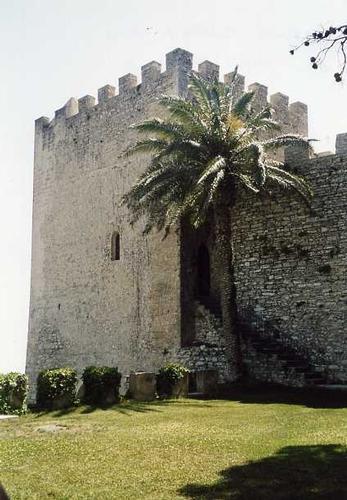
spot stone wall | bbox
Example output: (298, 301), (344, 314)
(232, 152), (347, 382)
(26, 50), (195, 400)
(242, 345), (306, 387)
(177, 302), (228, 381)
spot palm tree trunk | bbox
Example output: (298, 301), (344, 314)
(214, 202), (241, 380)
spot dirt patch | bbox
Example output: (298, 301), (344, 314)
(35, 424), (68, 433)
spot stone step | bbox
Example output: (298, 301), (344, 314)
(305, 372), (324, 379)
(196, 303), (222, 319)
(307, 378), (326, 385)
(240, 320), (327, 386)
(196, 297), (222, 318)
(287, 366), (311, 373)
(256, 346), (282, 353)
(284, 359), (309, 367)
(277, 354), (305, 362)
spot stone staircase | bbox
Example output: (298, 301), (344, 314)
(193, 297), (223, 347)
(197, 295), (222, 321)
(239, 321), (327, 387)
(196, 297), (327, 387)
(176, 297), (228, 382)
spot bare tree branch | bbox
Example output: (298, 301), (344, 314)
(290, 24), (347, 81)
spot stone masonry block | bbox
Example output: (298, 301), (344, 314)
(335, 133), (347, 155)
(78, 95), (96, 112)
(141, 61), (161, 85)
(248, 83), (268, 111)
(35, 116), (50, 131)
(98, 84), (115, 103)
(119, 73), (137, 94)
(289, 102), (308, 136)
(270, 92), (289, 124)
(198, 60), (220, 81)
(128, 372), (156, 401)
(55, 97), (78, 120)
(224, 72), (245, 102)
(166, 48), (193, 73)
(196, 369), (219, 395)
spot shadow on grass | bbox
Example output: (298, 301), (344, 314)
(32, 398), (214, 418)
(179, 444), (347, 499)
(217, 384), (347, 409)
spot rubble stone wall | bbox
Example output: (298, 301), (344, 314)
(232, 153), (347, 382)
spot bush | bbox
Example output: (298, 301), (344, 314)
(0, 372), (28, 415)
(157, 363), (189, 397)
(37, 368), (77, 409)
(82, 366), (121, 405)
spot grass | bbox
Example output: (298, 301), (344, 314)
(1, 386), (347, 499)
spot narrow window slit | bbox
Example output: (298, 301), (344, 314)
(111, 232), (120, 261)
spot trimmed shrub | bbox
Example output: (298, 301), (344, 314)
(0, 372), (28, 415)
(37, 368), (77, 409)
(157, 363), (189, 397)
(82, 366), (121, 405)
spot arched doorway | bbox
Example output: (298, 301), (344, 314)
(197, 243), (210, 297)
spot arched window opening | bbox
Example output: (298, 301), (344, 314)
(111, 232), (120, 261)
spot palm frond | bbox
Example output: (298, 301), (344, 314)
(266, 165), (313, 205)
(206, 170), (225, 207)
(125, 138), (168, 157)
(123, 72), (313, 234)
(234, 173), (260, 193)
(247, 106), (281, 132)
(131, 119), (186, 140)
(263, 134), (313, 154)
(233, 91), (254, 117)
(159, 95), (205, 134)
(197, 156), (226, 184)
(188, 73), (213, 112)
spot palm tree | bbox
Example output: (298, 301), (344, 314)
(122, 72), (313, 379)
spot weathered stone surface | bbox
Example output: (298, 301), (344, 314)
(98, 84), (115, 103)
(76, 381), (85, 401)
(233, 152), (347, 383)
(128, 372), (156, 401)
(335, 133), (347, 155)
(198, 60), (219, 81)
(177, 302), (228, 381)
(26, 52), (185, 402)
(248, 82), (268, 112)
(224, 72), (245, 103)
(196, 370), (219, 395)
(141, 61), (161, 86)
(170, 373), (189, 398)
(78, 95), (95, 112)
(118, 73), (137, 94)
(50, 395), (73, 410)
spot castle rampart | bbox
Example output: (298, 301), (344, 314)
(34, 47), (308, 144)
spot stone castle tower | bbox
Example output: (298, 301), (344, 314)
(26, 49), (347, 399)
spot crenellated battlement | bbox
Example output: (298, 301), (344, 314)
(35, 48), (347, 157)
(98, 84), (115, 103)
(198, 60), (220, 80)
(78, 95), (95, 112)
(36, 49), (308, 131)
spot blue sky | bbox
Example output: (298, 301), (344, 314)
(0, 0), (346, 373)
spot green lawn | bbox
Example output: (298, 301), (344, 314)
(1, 387), (347, 499)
